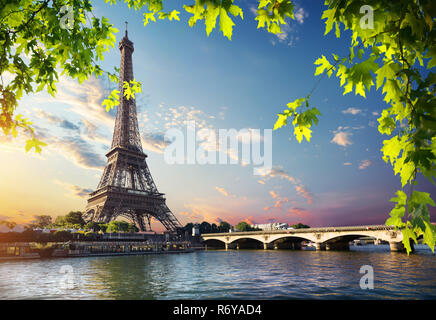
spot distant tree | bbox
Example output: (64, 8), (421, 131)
(64, 211), (86, 227)
(84, 221), (101, 232)
(0, 220), (17, 230)
(54, 215), (66, 226)
(211, 223), (219, 233)
(218, 221), (231, 233)
(235, 222), (251, 232)
(106, 221), (119, 233)
(99, 223), (108, 233)
(31, 215), (52, 229)
(127, 223), (139, 233)
(183, 223), (194, 233)
(106, 221), (130, 233)
(291, 223), (310, 229)
(53, 230), (73, 241)
(199, 221), (212, 234)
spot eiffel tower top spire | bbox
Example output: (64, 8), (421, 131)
(110, 24), (143, 154)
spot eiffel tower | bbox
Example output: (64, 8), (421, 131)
(84, 25), (181, 232)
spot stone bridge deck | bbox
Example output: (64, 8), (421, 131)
(201, 225), (405, 251)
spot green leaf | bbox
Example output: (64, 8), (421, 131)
(314, 55), (335, 77)
(390, 190), (408, 207)
(219, 7), (235, 40)
(25, 138), (47, 153)
(294, 125), (312, 143)
(377, 109), (396, 135)
(381, 135), (406, 165)
(321, 8), (335, 35)
(422, 221), (436, 253)
(287, 97), (305, 111)
(205, 4), (219, 36)
(375, 63), (396, 90)
(409, 191), (435, 208)
(402, 227), (417, 255)
(273, 113), (288, 130)
(229, 5), (243, 19)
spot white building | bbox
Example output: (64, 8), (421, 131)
(251, 223), (290, 231)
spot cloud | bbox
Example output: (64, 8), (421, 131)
(358, 160), (372, 170)
(331, 129), (353, 147)
(342, 107), (362, 115)
(54, 180), (94, 198)
(266, 190), (290, 211)
(249, 6), (257, 16)
(34, 108), (80, 131)
(273, 23), (300, 47)
(269, 190), (279, 199)
(259, 167), (296, 183)
(214, 186), (244, 200)
(50, 136), (106, 170)
(343, 162), (352, 166)
(60, 120), (80, 131)
(50, 77), (115, 128)
(141, 132), (170, 154)
(294, 7), (308, 24)
(287, 207), (311, 218)
(215, 186), (229, 197)
(258, 166), (313, 204)
(273, 197), (289, 210)
(295, 185), (313, 205)
(81, 119), (111, 145)
(244, 216), (257, 225)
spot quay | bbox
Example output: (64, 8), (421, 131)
(0, 240), (193, 260)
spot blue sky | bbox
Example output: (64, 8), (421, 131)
(0, 0), (434, 229)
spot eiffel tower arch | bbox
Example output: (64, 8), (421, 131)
(84, 26), (182, 233)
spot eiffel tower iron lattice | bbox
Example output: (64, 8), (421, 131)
(84, 27), (182, 233)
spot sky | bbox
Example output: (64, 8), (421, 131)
(0, 0), (434, 231)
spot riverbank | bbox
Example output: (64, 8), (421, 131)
(0, 240), (195, 260)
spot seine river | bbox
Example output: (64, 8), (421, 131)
(0, 245), (435, 299)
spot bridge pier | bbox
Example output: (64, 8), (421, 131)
(263, 243), (268, 250)
(389, 241), (414, 253)
(389, 241), (403, 252)
(315, 243), (326, 251)
(225, 243), (229, 250)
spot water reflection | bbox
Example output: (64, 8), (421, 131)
(0, 245), (434, 299)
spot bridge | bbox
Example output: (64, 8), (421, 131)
(201, 225), (406, 252)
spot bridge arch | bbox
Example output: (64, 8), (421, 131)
(319, 231), (394, 243)
(265, 234), (317, 244)
(203, 237), (227, 243)
(229, 237), (265, 249)
(203, 238), (226, 249)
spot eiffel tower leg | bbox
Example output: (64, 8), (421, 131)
(146, 215), (152, 231)
(133, 214), (147, 232)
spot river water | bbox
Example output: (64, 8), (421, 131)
(0, 245), (435, 299)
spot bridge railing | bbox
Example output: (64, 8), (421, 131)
(202, 225), (395, 237)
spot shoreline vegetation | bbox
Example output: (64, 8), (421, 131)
(0, 211), (311, 243)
